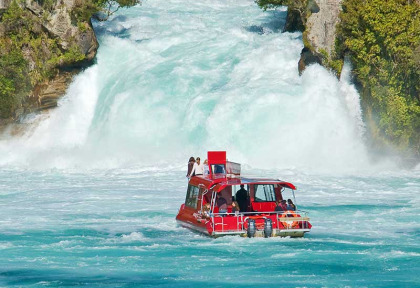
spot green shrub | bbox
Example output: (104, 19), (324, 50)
(0, 47), (31, 118)
(336, 0), (420, 154)
(0, 0), (140, 119)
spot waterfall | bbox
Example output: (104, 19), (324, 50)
(0, 0), (371, 172)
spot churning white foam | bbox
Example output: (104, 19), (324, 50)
(0, 0), (392, 173)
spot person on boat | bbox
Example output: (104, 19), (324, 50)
(231, 201), (240, 214)
(216, 193), (227, 215)
(202, 203), (211, 219)
(203, 159), (210, 175)
(186, 157), (195, 178)
(189, 157), (204, 178)
(275, 200), (287, 212)
(235, 184), (248, 212)
(287, 199), (296, 211)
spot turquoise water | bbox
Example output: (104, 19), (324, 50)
(1, 0), (419, 287)
(1, 168), (419, 287)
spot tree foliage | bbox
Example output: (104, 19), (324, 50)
(255, 0), (288, 10)
(0, 43), (31, 118)
(73, 0), (141, 22)
(255, 0), (309, 18)
(0, 0), (140, 119)
(337, 0), (420, 154)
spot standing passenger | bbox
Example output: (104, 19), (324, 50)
(235, 184), (248, 212)
(189, 157), (204, 177)
(187, 157), (195, 179)
(203, 159), (210, 175)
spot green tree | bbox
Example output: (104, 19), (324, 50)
(94, 0), (141, 21)
(0, 0), (140, 119)
(337, 0), (420, 154)
(0, 46), (31, 118)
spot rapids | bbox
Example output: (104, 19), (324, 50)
(0, 0), (419, 287)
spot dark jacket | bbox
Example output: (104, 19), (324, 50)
(235, 188), (248, 212)
(216, 197), (227, 210)
(187, 161), (194, 177)
(275, 203), (287, 212)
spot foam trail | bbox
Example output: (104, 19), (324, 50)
(0, 0), (378, 172)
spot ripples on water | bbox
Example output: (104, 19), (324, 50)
(0, 0), (419, 286)
(1, 168), (419, 287)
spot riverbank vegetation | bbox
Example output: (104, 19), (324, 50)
(336, 0), (420, 156)
(0, 0), (139, 119)
(256, 0), (420, 158)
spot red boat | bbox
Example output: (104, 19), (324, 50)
(176, 151), (312, 237)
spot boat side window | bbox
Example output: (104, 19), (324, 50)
(185, 185), (200, 209)
(254, 184), (276, 202)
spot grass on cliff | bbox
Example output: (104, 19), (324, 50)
(336, 0), (420, 155)
(0, 0), (140, 119)
(0, 0), (87, 118)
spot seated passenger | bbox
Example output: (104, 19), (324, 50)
(216, 193), (227, 215)
(231, 201), (240, 214)
(275, 200), (287, 212)
(287, 199), (296, 211)
(202, 203), (211, 219)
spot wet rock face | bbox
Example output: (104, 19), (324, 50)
(36, 73), (74, 110)
(27, 0), (98, 111)
(298, 47), (322, 75)
(295, 0), (341, 75)
(1, 0), (99, 120)
(39, 0), (98, 63)
(283, 9), (304, 32)
(306, 0), (342, 56)
(0, 0), (11, 10)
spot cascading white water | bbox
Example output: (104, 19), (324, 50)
(1, 2), (419, 287)
(0, 0), (372, 172)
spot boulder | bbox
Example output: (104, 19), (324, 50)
(298, 47), (322, 75)
(0, 0), (11, 10)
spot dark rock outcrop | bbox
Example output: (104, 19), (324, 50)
(298, 47), (322, 75)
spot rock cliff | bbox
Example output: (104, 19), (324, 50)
(293, 0), (420, 162)
(0, 0), (98, 122)
(305, 0), (340, 56)
(297, 0), (342, 75)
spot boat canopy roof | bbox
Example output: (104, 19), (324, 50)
(189, 175), (296, 192)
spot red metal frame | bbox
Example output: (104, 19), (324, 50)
(176, 151), (310, 237)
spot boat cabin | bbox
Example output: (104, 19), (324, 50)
(176, 151), (312, 237)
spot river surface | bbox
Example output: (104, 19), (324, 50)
(1, 0), (419, 287)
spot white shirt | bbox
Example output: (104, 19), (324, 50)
(190, 162), (204, 176)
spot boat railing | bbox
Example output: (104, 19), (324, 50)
(210, 210), (310, 233)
